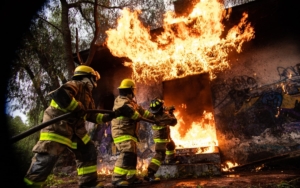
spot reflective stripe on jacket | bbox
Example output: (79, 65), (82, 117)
(50, 99), (78, 112)
(153, 138), (170, 143)
(39, 132), (91, 149)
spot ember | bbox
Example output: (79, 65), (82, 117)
(222, 161), (239, 172)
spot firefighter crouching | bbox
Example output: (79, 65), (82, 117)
(144, 98), (179, 183)
(111, 78), (159, 187)
(24, 65), (114, 188)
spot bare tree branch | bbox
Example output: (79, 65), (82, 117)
(78, 4), (95, 32)
(68, 0), (132, 10)
(83, 0), (100, 66)
(37, 15), (63, 34)
(22, 64), (48, 110)
(76, 28), (84, 65)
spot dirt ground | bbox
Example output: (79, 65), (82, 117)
(45, 170), (300, 188)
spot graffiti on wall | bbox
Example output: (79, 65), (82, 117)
(212, 64), (300, 163)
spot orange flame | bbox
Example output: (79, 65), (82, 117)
(136, 158), (149, 175)
(171, 110), (218, 149)
(97, 166), (112, 175)
(97, 158), (149, 176)
(222, 161), (239, 172)
(105, 0), (255, 83)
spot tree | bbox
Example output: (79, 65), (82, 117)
(7, 115), (40, 175)
(7, 0), (171, 122)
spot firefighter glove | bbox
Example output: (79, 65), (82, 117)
(164, 105), (175, 112)
(154, 119), (164, 126)
(102, 114), (113, 122)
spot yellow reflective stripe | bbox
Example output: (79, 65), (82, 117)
(50, 100), (67, 112)
(143, 110), (150, 118)
(113, 167), (136, 176)
(113, 135), (137, 143)
(96, 113), (104, 124)
(131, 111), (139, 120)
(114, 166), (128, 175)
(65, 98), (78, 111)
(166, 150), (175, 155)
(116, 116), (128, 120)
(156, 101), (160, 105)
(24, 178), (44, 186)
(40, 132), (77, 149)
(151, 158), (161, 166)
(153, 138), (169, 143)
(50, 98), (78, 112)
(128, 169), (137, 176)
(81, 134), (90, 144)
(152, 125), (166, 130)
(77, 165), (97, 175)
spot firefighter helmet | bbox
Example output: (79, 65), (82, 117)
(149, 98), (164, 113)
(72, 65), (100, 81)
(118, 78), (136, 89)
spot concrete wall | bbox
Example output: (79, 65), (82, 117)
(210, 0), (300, 164)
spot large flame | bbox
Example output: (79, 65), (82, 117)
(105, 0), (255, 83)
(171, 110), (218, 150)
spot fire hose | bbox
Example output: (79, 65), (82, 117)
(10, 109), (155, 144)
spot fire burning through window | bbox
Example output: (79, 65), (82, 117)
(163, 73), (218, 153)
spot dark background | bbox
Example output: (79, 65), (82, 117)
(1, 1), (46, 187)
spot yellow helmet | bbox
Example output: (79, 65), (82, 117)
(118, 78), (136, 89)
(72, 65), (100, 81)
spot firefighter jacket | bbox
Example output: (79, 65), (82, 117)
(152, 111), (177, 143)
(38, 80), (109, 149)
(111, 95), (154, 144)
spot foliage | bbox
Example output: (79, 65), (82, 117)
(7, 115), (40, 175)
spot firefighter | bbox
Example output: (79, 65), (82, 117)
(111, 78), (158, 187)
(24, 65), (114, 188)
(144, 98), (178, 183)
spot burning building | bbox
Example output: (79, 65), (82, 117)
(76, 0), (300, 178)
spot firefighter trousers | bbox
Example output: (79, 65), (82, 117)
(147, 140), (176, 173)
(24, 138), (98, 187)
(112, 140), (138, 184)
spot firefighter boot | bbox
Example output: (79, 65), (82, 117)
(79, 181), (104, 188)
(132, 177), (143, 184)
(144, 169), (160, 183)
(112, 180), (130, 187)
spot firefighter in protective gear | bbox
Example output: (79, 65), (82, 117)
(111, 78), (157, 187)
(24, 65), (113, 188)
(144, 98), (178, 183)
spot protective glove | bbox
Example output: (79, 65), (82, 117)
(164, 105), (175, 115)
(102, 113), (114, 122)
(114, 109), (121, 118)
(153, 118), (165, 126)
(164, 105), (175, 111)
(73, 101), (86, 118)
